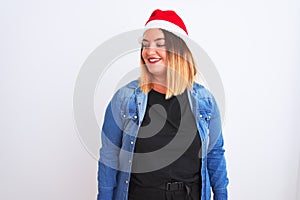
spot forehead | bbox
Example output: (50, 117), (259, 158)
(142, 28), (165, 41)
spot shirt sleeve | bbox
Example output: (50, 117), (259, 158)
(206, 94), (229, 200)
(97, 91), (123, 200)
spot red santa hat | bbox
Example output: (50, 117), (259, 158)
(145, 9), (188, 36)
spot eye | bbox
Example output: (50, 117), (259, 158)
(142, 43), (150, 49)
(156, 44), (166, 48)
(141, 42), (166, 49)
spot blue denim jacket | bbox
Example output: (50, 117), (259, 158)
(97, 80), (229, 200)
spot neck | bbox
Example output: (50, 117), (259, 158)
(151, 76), (167, 94)
(152, 83), (167, 94)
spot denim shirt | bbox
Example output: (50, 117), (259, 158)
(97, 80), (229, 200)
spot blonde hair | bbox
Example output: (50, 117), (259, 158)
(139, 29), (197, 99)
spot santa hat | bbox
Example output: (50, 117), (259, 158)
(145, 9), (188, 37)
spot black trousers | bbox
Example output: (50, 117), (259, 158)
(128, 182), (201, 200)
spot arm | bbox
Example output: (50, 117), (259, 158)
(207, 95), (229, 200)
(97, 92), (123, 200)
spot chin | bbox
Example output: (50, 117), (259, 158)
(148, 69), (165, 75)
(146, 65), (166, 74)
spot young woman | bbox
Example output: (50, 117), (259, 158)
(97, 9), (229, 200)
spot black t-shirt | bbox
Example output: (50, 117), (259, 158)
(129, 89), (202, 187)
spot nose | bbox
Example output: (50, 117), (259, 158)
(144, 45), (157, 55)
(148, 47), (157, 54)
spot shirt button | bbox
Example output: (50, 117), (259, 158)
(130, 141), (134, 145)
(129, 160), (132, 163)
(199, 114), (203, 118)
(134, 115), (137, 119)
(123, 114), (126, 118)
(125, 180), (129, 184)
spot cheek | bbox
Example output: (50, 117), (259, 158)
(160, 51), (167, 63)
(141, 50), (147, 62)
(158, 49), (167, 58)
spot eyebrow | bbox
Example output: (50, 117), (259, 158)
(142, 38), (165, 42)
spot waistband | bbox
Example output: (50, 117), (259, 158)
(155, 181), (200, 200)
(155, 181), (200, 191)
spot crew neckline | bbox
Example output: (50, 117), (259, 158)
(151, 88), (166, 95)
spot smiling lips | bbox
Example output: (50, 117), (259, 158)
(148, 57), (162, 64)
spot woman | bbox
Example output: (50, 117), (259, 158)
(97, 9), (229, 200)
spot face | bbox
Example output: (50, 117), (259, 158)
(141, 28), (167, 80)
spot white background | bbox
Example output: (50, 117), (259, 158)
(1, 0), (300, 199)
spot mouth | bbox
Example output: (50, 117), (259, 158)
(148, 57), (162, 64)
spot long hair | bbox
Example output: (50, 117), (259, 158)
(138, 29), (197, 99)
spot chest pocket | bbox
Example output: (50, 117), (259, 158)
(197, 109), (212, 130)
(121, 109), (139, 134)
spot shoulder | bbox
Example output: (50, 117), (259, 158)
(117, 79), (139, 97)
(191, 81), (214, 99)
(191, 82), (221, 116)
(111, 80), (139, 102)
(108, 80), (139, 114)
